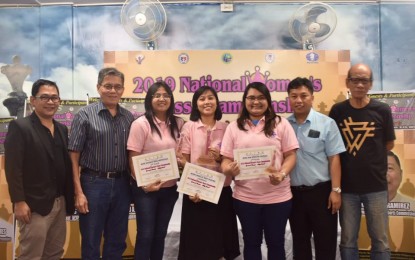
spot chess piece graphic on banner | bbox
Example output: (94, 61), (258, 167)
(1, 55), (31, 118)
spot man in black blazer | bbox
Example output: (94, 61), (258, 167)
(5, 79), (74, 260)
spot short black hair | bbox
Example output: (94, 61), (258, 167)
(287, 77), (314, 95)
(97, 67), (125, 86)
(31, 79), (59, 97)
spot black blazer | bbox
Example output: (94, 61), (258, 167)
(4, 112), (75, 216)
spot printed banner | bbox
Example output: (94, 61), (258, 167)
(0, 118), (14, 154)
(88, 97), (145, 119)
(104, 50), (351, 121)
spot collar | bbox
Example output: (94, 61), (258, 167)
(96, 101), (126, 117)
(288, 108), (315, 124)
(245, 116), (265, 127)
(195, 119), (224, 131)
(153, 115), (170, 126)
(30, 111), (56, 126)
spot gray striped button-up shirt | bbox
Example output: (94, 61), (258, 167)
(69, 101), (134, 172)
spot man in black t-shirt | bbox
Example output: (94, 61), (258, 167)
(329, 63), (395, 260)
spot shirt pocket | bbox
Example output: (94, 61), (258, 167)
(301, 138), (324, 154)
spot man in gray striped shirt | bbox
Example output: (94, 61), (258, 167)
(69, 67), (134, 260)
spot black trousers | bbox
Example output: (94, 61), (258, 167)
(289, 181), (338, 260)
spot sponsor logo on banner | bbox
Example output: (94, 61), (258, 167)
(136, 54), (145, 65)
(265, 53), (275, 63)
(306, 52), (319, 63)
(222, 53), (232, 63)
(178, 53), (189, 64)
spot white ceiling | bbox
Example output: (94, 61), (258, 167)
(1, 0), (125, 6)
(1, 0), (394, 7)
(0, 0), (410, 7)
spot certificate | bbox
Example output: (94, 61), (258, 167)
(233, 146), (275, 180)
(132, 148), (180, 187)
(177, 163), (225, 204)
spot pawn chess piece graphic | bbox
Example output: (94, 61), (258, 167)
(1, 55), (31, 118)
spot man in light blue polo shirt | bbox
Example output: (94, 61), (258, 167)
(287, 77), (346, 260)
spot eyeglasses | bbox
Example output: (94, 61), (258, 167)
(347, 78), (372, 85)
(246, 95), (266, 102)
(35, 95), (61, 103)
(101, 84), (124, 91)
(153, 93), (171, 99)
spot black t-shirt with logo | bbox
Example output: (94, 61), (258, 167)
(329, 99), (395, 194)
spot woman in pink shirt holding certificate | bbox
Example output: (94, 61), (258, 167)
(127, 81), (184, 260)
(178, 86), (240, 260)
(221, 82), (299, 260)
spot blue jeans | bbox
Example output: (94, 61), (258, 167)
(132, 185), (178, 260)
(79, 173), (131, 260)
(340, 191), (390, 260)
(234, 198), (292, 260)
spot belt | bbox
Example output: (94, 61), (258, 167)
(81, 168), (127, 179)
(291, 180), (331, 191)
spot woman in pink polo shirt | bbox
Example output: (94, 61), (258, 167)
(127, 81), (184, 260)
(178, 86), (240, 260)
(221, 82), (299, 260)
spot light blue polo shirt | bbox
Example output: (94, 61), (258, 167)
(287, 108), (346, 186)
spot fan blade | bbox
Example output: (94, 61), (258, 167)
(315, 23), (331, 37)
(305, 6), (327, 24)
(292, 19), (309, 40)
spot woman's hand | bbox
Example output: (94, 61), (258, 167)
(176, 151), (188, 169)
(221, 157), (240, 177)
(266, 166), (286, 185)
(142, 179), (164, 193)
(189, 193), (202, 203)
(208, 148), (222, 162)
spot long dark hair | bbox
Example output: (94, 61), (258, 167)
(237, 82), (280, 137)
(189, 86), (222, 122)
(144, 81), (180, 140)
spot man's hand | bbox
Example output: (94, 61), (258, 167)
(328, 192), (341, 214)
(14, 201), (31, 224)
(75, 193), (89, 214)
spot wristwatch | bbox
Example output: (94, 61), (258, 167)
(332, 187), (341, 194)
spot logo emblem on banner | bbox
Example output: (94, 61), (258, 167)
(178, 53), (189, 64)
(222, 53), (232, 63)
(306, 52), (319, 63)
(265, 53), (275, 63)
(136, 54), (145, 65)
(245, 66), (269, 84)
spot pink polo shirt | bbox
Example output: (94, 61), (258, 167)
(127, 115), (184, 188)
(220, 117), (299, 204)
(180, 120), (232, 187)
